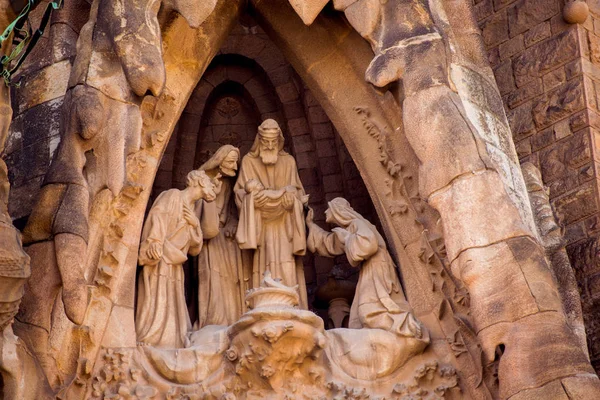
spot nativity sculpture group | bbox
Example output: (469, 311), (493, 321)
(136, 118), (424, 349)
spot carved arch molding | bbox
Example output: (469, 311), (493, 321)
(9, 0), (600, 399)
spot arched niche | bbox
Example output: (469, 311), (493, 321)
(148, 30), (380, 321)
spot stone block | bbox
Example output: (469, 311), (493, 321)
(316, 139), (336, 158)
(499, 34), (524, 60)
(507, 0), (558, 37)
(287, 117), (310, 137)
(298, 167), (319, 187)
(561, 375), (600, 399)
(292, 134), (315, 153)
(308, 106), (329, 124)
(275, 82), (300, 103)
(565, 59), (582, 80)
(473, 0), (493, 22)
(225, 64), (254, 84)
(524, 22), (551, 47)
(319, 156), (341, 175)
(451, 240), (542, 332)
(539, 130), (590, 184)
(515, 138), (531, 158)
(282, 101), (305, 119)
(530, 128), (554, 151)
(480, 10), (508, 48)
(552, 181), (597, 225)
(322, 174), (344, 192)
(312, 123), (334, 140)
(493, 60), (515, 95)
(553, 119), (571, 140)
(533, 79), (584, 128)
(542, 67), (566, 92)
(563, 220), (587, 245)
(506, 79), (543, 109)
(430, 170), (532, 262)
(513, 29), (578, 87)
(507, 101), (535, 140)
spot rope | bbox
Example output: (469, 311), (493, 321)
(0, 0), (63, 87)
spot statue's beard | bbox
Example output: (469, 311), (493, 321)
(220, 166), (236, 177)
(260, 148), (278, 165)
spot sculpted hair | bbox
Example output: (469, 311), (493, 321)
(186, 169), (211, 188)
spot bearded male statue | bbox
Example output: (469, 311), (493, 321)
(234, 119), (309, 308)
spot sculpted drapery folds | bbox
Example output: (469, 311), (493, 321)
(235, 119), (309, 308)
(136, 170), (216, 348)
(306, 198), (424, 339)
(197, 145), (250, 328)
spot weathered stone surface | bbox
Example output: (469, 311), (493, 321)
(513, 29), (579, 87)
(506, 79), (543, 109)
(533, 79), (584, 128)
(539, 130), (591, 187)
(480, 10), (509, 47)
(552, 181), (598, 226)
(507, 101), (535, 140)
(430, 170), (532, 263)
(524, 22), (551, 47)
(507, 0), (559, 37)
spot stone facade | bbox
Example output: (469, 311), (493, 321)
(1, 0), (600, 399)
(477, 0), (600, 371)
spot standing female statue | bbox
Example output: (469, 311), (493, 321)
(197, 145), (249, 327)
(136, 170), (217, 348)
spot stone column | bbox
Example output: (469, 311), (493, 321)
(328, 0), (600, 398)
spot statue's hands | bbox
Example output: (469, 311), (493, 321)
(183, 207), (199, 228)
(305, 207), (315, 226)
(282, 191), (295, 210)
(332, 227), (350, 242)
(254, 190), (269, 208)
(147, 242), (163, 260)
(224, 221), (237, 239)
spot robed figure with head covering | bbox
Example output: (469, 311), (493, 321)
(196, 145), (250, 328)
(306, 198), (424, 338)
(136, 170), (217, 348)
(235, 119), (309, 308)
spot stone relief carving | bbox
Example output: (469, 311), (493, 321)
(234, 119), (309, 308)
(197, 145), (250, 328)
(136, 169), (217, 348)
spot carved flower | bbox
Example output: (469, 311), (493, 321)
(225, 347), (238, 362)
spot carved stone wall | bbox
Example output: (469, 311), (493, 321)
(476, 0), (600, 371)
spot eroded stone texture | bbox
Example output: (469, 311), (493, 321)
(4, 0), (600, 398)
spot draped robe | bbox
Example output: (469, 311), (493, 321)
(308, 218), (417, 336)
(197, 178), (249, 327)
(235, 153), (308, 308)
(136, 189), (202, 348)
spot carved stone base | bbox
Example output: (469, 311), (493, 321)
(86, 281), (458, 399)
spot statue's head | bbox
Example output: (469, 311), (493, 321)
(186, 169), (217, 202)
(255, 119), (284, 165)
(326, 197), (359, 227)
(220, 149), (239, 177)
